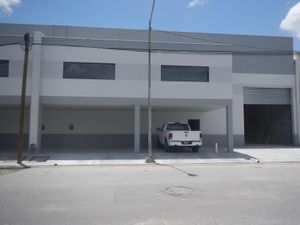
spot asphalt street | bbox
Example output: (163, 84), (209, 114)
(0, 163), (300, 225)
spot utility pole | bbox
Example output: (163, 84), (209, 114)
(17, 33), (30, 164)
(145, 0), (156, 163)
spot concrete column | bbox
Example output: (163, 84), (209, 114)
(291, 87), (297, 145)
(295, 53), (300, 145)
(29, 31), (44, 152)
(134, 104), (140, 152)
(226, 103), (234, 152)
(232, 85), (245, 147)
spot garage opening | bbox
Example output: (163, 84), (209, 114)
(243, 88), (292, 145)
(147, 106), (227, 148)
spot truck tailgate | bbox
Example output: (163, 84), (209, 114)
(169, 131), (201, 141)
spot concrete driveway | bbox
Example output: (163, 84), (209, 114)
(235, 146), (300, 163)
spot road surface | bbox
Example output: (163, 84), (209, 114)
(1, 163), (300, 225)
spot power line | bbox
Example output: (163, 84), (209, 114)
(95, 29), (145, 40)
(154, 29), (293, 52)
(0, 39), (296, 56)
(0, 42), (22, 47)
(151, 48), (294, 56)
(0, 29), (145, 48)
(0, 27), (293, 53)
(32, 42), (295, 56)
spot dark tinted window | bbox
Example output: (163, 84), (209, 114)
(166, 123), (190, 131)
(0, 60), (9, 77)
(63, 62), (115, 80)
(161, 65), (209, 82)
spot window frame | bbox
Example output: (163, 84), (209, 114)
(63, 62), (116, 80)
(0, 60), (9, 77)
(161, 65), (209, 82)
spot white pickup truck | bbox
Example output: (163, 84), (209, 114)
(157, 122), (203, 152)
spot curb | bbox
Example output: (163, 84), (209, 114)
(0, 158), (259, 169)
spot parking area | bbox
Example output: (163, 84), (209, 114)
(0, 146), (299, 168)
(0, 146), (256, 167)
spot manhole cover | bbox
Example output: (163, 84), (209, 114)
(162, 186), (196, 198)
(30, 156), (50, 162)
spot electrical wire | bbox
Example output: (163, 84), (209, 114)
(0, 32), (296, 56)
(0, 29), (146, 47)
(154, 29), (293, 52)
(0, 42), (22, 47)
(96, 29), (145, 40)
(0, 41), (295, 56)
(31, 42), (295, 56)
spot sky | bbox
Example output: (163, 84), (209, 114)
(0, 0), (300, 50)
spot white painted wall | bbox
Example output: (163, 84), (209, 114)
(0, 44), (298, 142)
(0, 45), (33, 78)
(0, 109), (30, 133)
(41, 108), (134, 134)
(1, 45), (233, 101)
(233, 73), (295, 87)
(35, 108), (227, 135)
(145, 108), (226, 135)
(40, 46), (232, 81)
(200, 108), (226, 135)
(0, 108), (226, 135)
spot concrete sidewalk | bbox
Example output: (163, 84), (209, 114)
(235, 147), (300, 163)
(0, 147), (256, 168)
(1, 146), (300, 168)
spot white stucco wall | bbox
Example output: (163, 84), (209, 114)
(41, 108), (134, 134)
(0, 45), (33, 78)
(0, 43), (298, 144)
(40, 46), (232, 81)
(142, 108), (226, 135)
(1, 45), (233, 102)
(0, 107), (226, 135)
(0, 109), (30, 133)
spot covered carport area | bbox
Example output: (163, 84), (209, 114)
(36, 97), (234, 154)
(0, 96), (234, 156)
(0, 96), (253, 164)
(136, 99), (234, 153)
(39, 96), (143, 151)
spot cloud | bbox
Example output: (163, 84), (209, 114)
(280, 1), (300, 38)
(187, 0), (209, 8)
(0, 0), (21, 13)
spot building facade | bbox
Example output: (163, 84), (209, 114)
(0, 23), (299, 152)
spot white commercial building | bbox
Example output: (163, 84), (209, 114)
(0, 23), (299, 152)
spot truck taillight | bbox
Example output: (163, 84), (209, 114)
(168, 133), (173, 140)
(199, 133), (203, 139)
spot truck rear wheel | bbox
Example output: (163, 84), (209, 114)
(157, 136), (162, 149)
(164, 139), (171, 152)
